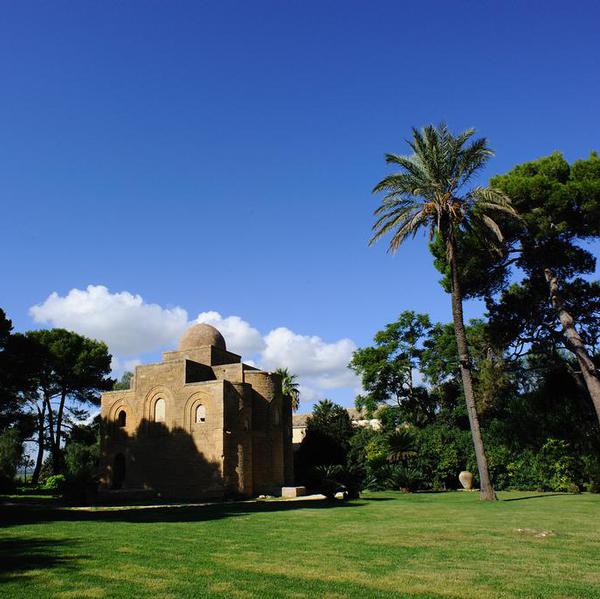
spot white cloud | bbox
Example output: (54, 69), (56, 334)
(261, 327), (359, 389)
(195, 311), (265, 356)
(297, 384), (324, 405)
(29, 285), (359, 407)
(30, 285), (188, 357)
(111, 356), (143, 377)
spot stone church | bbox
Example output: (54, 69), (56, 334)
(99, 323), (294, 499)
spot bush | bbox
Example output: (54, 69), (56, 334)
(42, 474), (65, 491)
(581, 454), (600, 493)
(0, 429), (23, 490)
(64, 442), (99, 481)
(505, 439), (583, 492)
(534, 439), (582, 492)
(312, 464), (348, 500)
(365, 463), (423, 492)
(62, 441), (99, 504)
(484, 444), (513, 490)
(413, 425), (474, 491)
(38, 456), (54, 484)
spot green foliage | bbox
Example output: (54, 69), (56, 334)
(0, 309), (38, 436)
(350, 303), (600, 494)
(0, 428), (23, 490)
(306, 399), (354, 446)
(350, 311), (432, 416)
(483, 152), (600, 358)
(413, 424), (474, 491)
(42, 474), (66, 491)
(311, 464), (349, 499)
(370, 123), (516, 255)
(27, 328), (114, 406)
(113, 371), (133, 391)
(295, 400), (355, 489)
(24, 328), (113, 474)
(275, 367), (300, 411)
(387, 428), (416, 463)
(532, 439), (582, 493)
(365, 463), (423, 492)
(64, 441), (99, 483)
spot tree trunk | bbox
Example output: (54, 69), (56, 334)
(450, 249), (497, 501)
(42, 389), (60, 474)
(545, 268), (600, 425)
(53, 389), (67, 473)
(31, 403), (46, 484)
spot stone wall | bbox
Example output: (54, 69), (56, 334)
(99, 340), (293, 500)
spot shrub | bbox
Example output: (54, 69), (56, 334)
(506, 440), (583, 492)
(64, 442), (99, 482)
(413, 425), (473, 490)
(582, 454), (600, 493)
(534, 439), (582, 493)
(0, 429), (23, 490)
(312, 464), (347, 500)
(62, 441), (99, 504)
(42, 474), (66, 491)
(364, 463), (423, 492)
(484, 444), (513, 490)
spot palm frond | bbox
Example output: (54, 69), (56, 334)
(371, 123), (519, 257)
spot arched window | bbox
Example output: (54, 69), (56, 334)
(195, 404), (206, 423)
(117, 410), (127, 427)
(273, 407), (280, 426)
(154, 398), (166, 423)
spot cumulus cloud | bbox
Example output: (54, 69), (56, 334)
(29, 285), (359, 405)
(261, 327), (359, 389)
(195, 311), (265, 356)
(30, 285), (188, 357)
(297, 384), (324, 405)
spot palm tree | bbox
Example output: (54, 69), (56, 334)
(386, 428), (416, 463)
(275, 367), (300, 412)
(370, 123), (518, 501)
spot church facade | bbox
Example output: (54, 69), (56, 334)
(99, 323), (294, 499)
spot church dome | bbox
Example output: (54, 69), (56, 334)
(178, 323), (226, 351)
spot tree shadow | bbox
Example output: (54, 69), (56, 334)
(356, 496), (395, 501)
(0, 496), (368, 528)
(502, 493), (576, 502)
(0, 537), (81, 582)
(101, 418), (226, 501)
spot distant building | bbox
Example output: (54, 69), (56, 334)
(99, 323), (293, 500)
(292, 407), (381, 449)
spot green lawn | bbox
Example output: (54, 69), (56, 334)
(1, 491), (599, 598)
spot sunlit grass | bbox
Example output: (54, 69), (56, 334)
(1, 491), (599, 598)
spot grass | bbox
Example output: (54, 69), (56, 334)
(1, 491), (600, 598)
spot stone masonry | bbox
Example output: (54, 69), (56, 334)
(99, 323), (294, 499)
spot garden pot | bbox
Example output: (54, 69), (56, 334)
(459, 470), (474, 490)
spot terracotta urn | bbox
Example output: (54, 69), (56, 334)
(459, 470), (474, 490)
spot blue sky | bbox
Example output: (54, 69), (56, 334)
(1, 1), (599, 408)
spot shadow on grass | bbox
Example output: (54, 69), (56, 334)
(0, 497), (367, 529)
(357, 496), (395, 501)
(0, 537), (81, 582)
(502, 493), (576, 502)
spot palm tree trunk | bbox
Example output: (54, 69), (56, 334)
(545, 268), (600, 425)
(449, 249), (496, 501)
